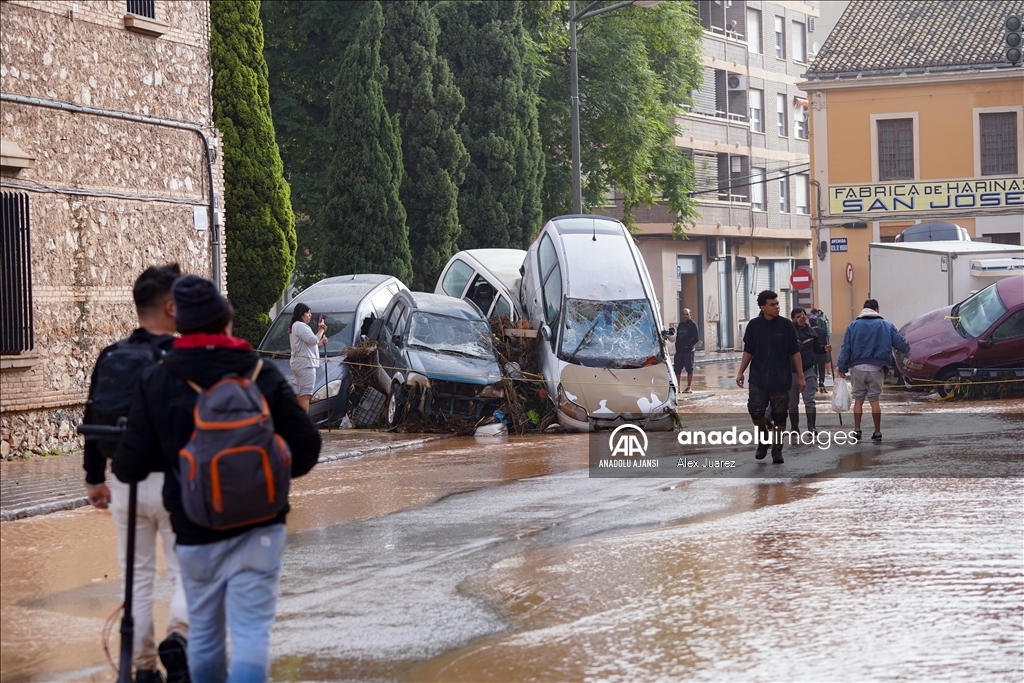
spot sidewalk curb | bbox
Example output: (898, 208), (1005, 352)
(317, 433), (453, 464)
(1, 497), (90, 522)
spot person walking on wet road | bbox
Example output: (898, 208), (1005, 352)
(82, 263), (190, 683)
(789, 307), (830, 433)
(288, 302), (327, 412)
(837, 299), (910, 442)
(736, 290), (803, 463)
(674, 308), (700, 393)
(113, 275), (322, 683)
(809, 313), (830, 392)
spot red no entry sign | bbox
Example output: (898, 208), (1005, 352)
(790, 267), (812, 290)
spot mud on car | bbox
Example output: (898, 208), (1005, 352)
(371, 291), (505, 428)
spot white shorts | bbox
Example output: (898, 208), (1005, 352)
(850, 366), (884, 401)
(291, 365), (317, 396)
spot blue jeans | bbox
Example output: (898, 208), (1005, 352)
(176, 524), (287, 683)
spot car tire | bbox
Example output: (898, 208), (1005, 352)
(935, 367), (962, 400)
(386, 383), (407, 428)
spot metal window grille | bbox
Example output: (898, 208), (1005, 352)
(127, 0), (155, 19)
(981, 112), (1018, 176)
(878, 119), (914, 180)
(1, 192), (34, 354)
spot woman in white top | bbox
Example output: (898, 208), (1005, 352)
(289, 302), (327, 411)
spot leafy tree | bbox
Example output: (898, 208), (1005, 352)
(380, 1), (469, 291)
(261, 0), (369, 287)
(523, 1), (704, 232)
(210, 0), (296, 343)
(436, 1), (545, 250)
(317, 1), (413, 282)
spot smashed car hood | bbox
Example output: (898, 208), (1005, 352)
(560, 362), (672, 418)
(406, 349), (502, 386)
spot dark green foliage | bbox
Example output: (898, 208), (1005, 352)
(211, 0), (296, 343)
(261, 0), (369, 288)
(318, 2), (413, 282)
(523, 1), (704, 233)
(380, 1), (469, 291)
(436, 1), (545, 250)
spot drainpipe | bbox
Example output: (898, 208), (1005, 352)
(0, 92), (221, 290)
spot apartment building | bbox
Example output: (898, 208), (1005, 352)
(801, 0), (1023, 336)
(601, 0), (820, 350)
(1, 0), (225, 458)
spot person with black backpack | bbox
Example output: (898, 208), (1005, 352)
(113, 275), (321, 683)
(82, 263), (191, 683)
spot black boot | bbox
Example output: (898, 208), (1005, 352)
(806, 407), (816, 434)
(789, 410), (800, 432)
(771, 446), (784, 463)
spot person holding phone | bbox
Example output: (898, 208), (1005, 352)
(288, 303), (327, 411)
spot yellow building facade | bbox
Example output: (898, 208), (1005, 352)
(801, 0), (1024, 336)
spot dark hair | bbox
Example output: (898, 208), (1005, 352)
(791, 307), (806, 317)
(133, 263), (181, 315)
(757, 290), (778, 307)
(863, 299), (879, 311)
(289, 303), (311, 333)
(180, 300), (234, 335)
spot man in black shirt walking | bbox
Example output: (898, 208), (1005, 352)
(674, 308), (700, 393)
(735, 290), (803, 463)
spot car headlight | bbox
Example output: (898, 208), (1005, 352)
(406, 372), (430, 389)
(901, 358), (925, 371)
(311, 379), (342, 403)
(557, 385), (588, 423)
(479, 382), (505, 398)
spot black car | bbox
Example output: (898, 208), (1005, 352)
(258, 275), (406, 425)
(372, 291), (505, 428)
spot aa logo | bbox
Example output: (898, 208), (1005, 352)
(608, 424), (648, 458)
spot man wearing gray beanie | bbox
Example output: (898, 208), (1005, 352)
(113, 274), (321, 683)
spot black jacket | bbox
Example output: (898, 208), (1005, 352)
(83, 328), (175, 485)
(742, 313), (799, 391)
(795, 323), (827, 371)
(674, 319), (700, 355)
(112, 341), (321, 546)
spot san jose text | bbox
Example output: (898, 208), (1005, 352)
(828, 178), (1024, 214)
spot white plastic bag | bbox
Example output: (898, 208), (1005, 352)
(831, 378), (851, 413)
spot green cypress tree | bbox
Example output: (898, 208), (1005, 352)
(380, 0), (469, 291)
(437, 1), (545, 250)
(210, 0), (296, 343)
(318, 1), (412, 282)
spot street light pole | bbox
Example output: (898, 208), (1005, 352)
(569, 0), (660, 215)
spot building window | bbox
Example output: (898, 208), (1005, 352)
(776, 93), (788, 136)
(980, 112), (1018, 175)
(774, 16), (785, 59)
(792, 21), (807, 62)
(795, 104), (808, 139)
(1, 192), (34, 354)
(878, 118), (914, 180)
(127, 0), (155, 19)
(750, 168), (766, 211)
(779, 176), (790, 213)
(749, 89), (763, 133)
(794, 174), (810, 215)
(747, 9), (762, 54)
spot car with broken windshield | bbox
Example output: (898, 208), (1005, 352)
(372, 290), (504, 428)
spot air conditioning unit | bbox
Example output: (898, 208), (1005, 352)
(707, 236), (729, 261)
(727, 74), (747, 91)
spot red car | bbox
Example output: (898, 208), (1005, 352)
(895, 275), (1024, 394)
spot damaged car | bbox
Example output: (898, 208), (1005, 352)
(373, 290), (505, 428)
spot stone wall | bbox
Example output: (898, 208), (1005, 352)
(0, 0), (225, 458)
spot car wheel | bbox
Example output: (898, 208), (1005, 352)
(935, 367), (962, 400)
(386, 383), (408, 428)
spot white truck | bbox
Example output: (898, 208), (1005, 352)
(869, 241), (1024, 330)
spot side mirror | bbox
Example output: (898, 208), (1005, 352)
(540, 324), (551, 341)
(391, 333), (402, 347)
(977, 338), (993, 349)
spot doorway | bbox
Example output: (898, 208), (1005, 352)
(676, 255), (703, 342)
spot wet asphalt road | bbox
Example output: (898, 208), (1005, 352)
(1, 370), (1021, 682)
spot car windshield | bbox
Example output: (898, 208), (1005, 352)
(260, 312), (356, 358)
(954, 285), (1007, 339)
(407, 312), (494, 359)
(559, 298), (660, 367)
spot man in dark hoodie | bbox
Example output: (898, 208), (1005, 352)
(735, 290), (803, 463)
(113, 275), (321, 683)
